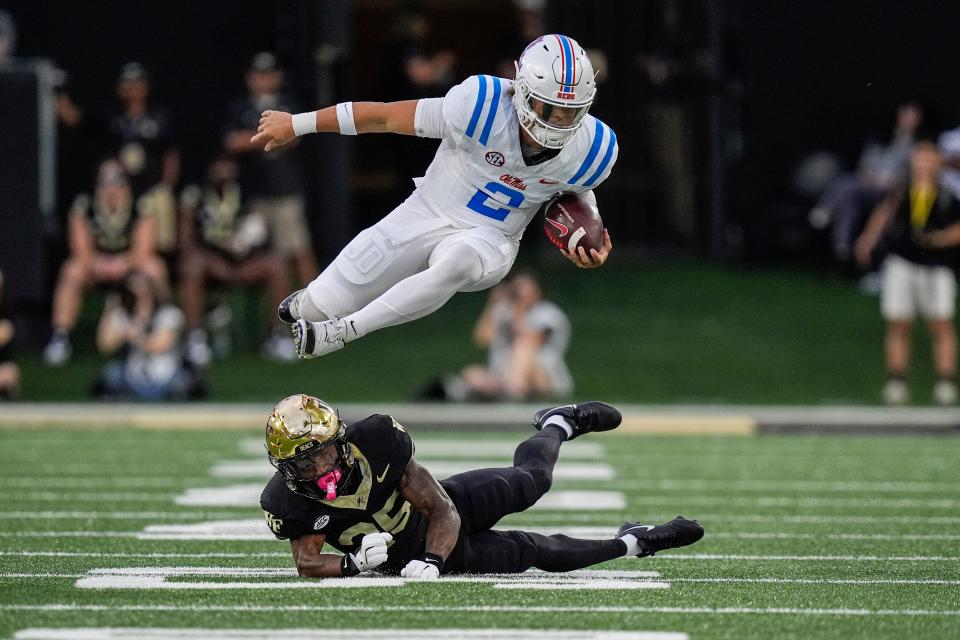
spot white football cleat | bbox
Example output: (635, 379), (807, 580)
(881, 378), (909, 406)
(292, 318), (356, 359)
(933, 380), (957, 406)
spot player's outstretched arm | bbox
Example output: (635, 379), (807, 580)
(251, 101), (420, 151)
(399, 459), (460, 578)
(289, 533), (341, 577)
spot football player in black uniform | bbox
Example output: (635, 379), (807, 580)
(260, 394), (704, 578)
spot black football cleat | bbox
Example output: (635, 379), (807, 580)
(533, 401), (622, 440)
(278, 289), (305, 324)
(618, 516), (704, 558)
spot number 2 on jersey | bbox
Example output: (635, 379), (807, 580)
(466, 182), (525, 221)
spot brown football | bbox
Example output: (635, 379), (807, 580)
(543, 192), (604, 254)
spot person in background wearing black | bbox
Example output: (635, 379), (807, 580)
(43, 159), (168, 366)
(107, 62), (181, 276)
(224, 52), (317, 287)
(855, 140), (960, 406)
(178, 155), (295, 366)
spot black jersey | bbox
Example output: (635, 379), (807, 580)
(180, 182), (268, 261)
(260, 414), (428, 573)
(886, 184), (960, 266)
(72, 193), (147, 254)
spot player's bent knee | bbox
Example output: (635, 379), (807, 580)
(431, 245), (484, 288)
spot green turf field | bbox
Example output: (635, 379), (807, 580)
(1, 425), (958, 639)
(18, 260), (924, 404)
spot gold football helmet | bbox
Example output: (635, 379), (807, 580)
(265, 394), (354, 500)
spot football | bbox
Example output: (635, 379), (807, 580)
(543, 192), (604, 255)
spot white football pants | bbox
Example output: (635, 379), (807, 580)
(302, 190), (519, 337)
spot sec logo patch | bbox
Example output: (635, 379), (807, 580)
(485, 151), (505, 167)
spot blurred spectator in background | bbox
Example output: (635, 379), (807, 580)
(224, 52), (317, 286)
(494, 0), (546, 79)
(0, 271), (20, 400)
(43, 159), (168, 366)
(422, 273), (573, 402)
(811, 101), (922, 262)
(384, 10), (458, 188)
(938, 123), (960, 200)
(0, 10), (16, 65)
(854, 140), (960, 405)
(92, 271), (202, 401)
(637, 0), (711, 246)
(107, 63), (181, 275)
(178, 155), (294, 366)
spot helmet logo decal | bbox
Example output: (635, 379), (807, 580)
(485, 151), (505, 167)
(553, 34), (577, 93)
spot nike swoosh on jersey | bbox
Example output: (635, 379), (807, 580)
(376, 464), (390, 483)
(539, 178), (559, 184)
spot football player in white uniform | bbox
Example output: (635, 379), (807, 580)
(252, 35), (618, 358)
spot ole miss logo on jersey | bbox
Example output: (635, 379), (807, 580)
(485, 151), (505, 167)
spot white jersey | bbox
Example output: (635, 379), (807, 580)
(415, 75), (619, 238)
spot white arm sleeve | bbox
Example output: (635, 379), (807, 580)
(414, 98), (446, 139)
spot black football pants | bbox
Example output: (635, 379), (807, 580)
(440, 427), (626, 574)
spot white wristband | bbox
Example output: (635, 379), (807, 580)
(336, 102), (358, 136)
(291, 111), (318, 137)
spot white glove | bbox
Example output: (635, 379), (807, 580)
(348, 532), (392, 572)
(400, 558), (440, 580)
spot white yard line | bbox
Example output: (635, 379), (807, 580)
(210, 460), (615, 481)
(0, 551), (291, 558)
(0, 573), (85, 578)
(0, 478), (210, 488)
(5, 573), (959, 586)
(626, 495), (960, 509)
(13, 629), (683, 640)
(652, 554), (960, 561)
(501, 512), (960, 525)
(72, 567), (669, 591)
(7, 510), (960, 526)
(2, 604), (959, 617)
(623, 479), (960, 494)
(173, 485), (626, 510)
(5, 526), (960, 542)
(1, 550), (955, 561)
(238, 438), (606, 459)
(6, 493), (177, 503)
(0, 511), (248, 520)
(3, 476), (957, 493)
(11, 492), (957, 509)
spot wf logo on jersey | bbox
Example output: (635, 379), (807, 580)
(264, 511), (283, 534)
(499, 174), (527, 191)
(485, 151), (505, 167)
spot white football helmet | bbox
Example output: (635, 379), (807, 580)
(513, 34), (597, 149)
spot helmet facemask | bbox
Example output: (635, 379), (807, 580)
(265, 394), (356, 501)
